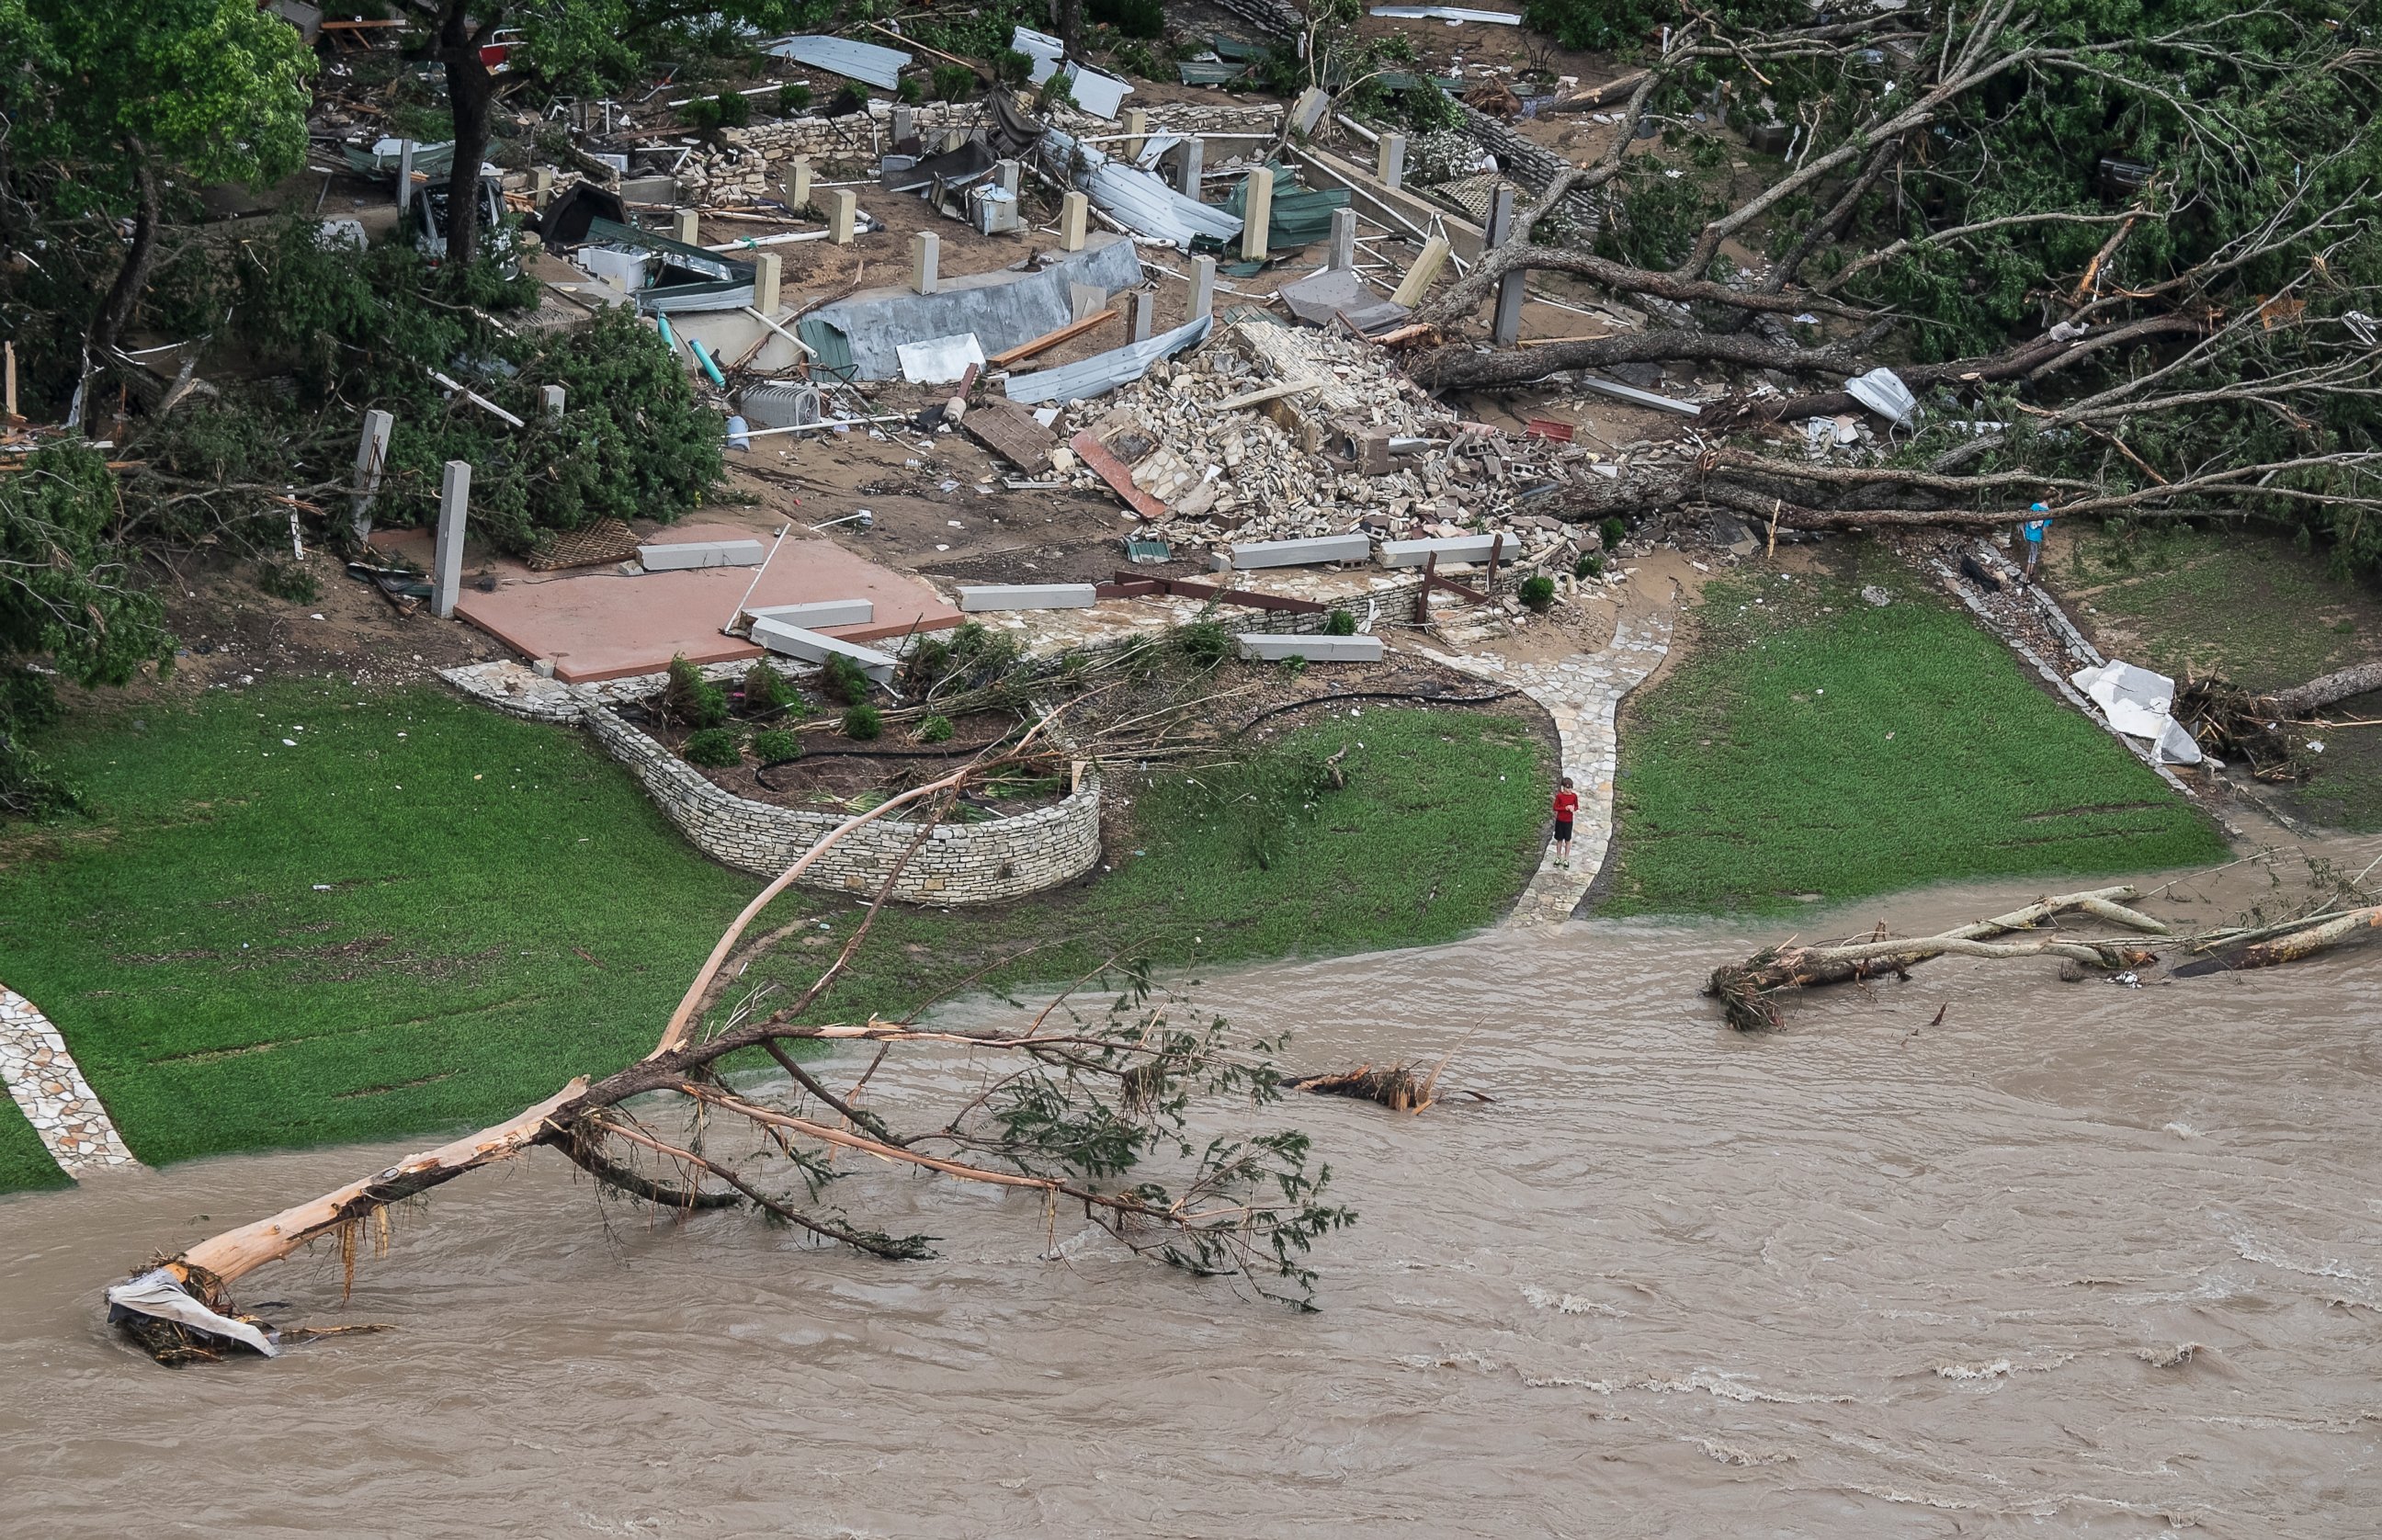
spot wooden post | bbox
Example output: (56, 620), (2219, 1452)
(1122, 107), (1148, 162)
(2, 341), (16, 423)
(1391, 236), (1451, 307)
(395, 140), (415, 216)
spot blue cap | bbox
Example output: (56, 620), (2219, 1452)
(2030, 503), (2048, 512)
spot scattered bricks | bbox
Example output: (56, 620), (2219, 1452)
(1236, 632), (1384, 662)
(958, 583), (1099, 612)
(743, 597), (875, 628)
(1377, 533), (1506, 568)
(1216, 533), (1372, 570)
(638, 538), (766, 571)
(748, 617), (900, 683)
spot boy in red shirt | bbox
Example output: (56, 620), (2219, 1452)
(1551, 776), (1580, 867)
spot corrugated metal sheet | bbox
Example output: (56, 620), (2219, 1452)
(1013, 25), (1066, 85)
(1177, 59), (1253, 85)
(1044, 128), (1242, 251)
(768, 37), (910, 90)
(1217, 168), (1349, 252)
(1004, 316), (1212, 405)
(797, 317), (856, 379)
(1369, 5), (1522, 21)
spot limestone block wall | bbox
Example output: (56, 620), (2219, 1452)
(582, 704), (1102, 904)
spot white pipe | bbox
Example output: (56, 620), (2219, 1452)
(742, 413), (909, 440)
(743, 306), (815, 358)
(704, 229), (832, 252)
(426, 368), (526, 428)
(725, 522), (792, 629)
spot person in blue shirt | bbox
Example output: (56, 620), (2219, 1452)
(2019, 501), (2053, 580)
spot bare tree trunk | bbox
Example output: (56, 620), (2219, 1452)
(1405, 327), (1860, 391)
(2270, 661), (2382, 717)
(434, 2), (503, 273)
(88, 139), (158, 359)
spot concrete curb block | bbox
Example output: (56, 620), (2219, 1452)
(1236, 633), (1384, 662)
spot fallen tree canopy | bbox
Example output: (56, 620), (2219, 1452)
(1708, 880), (2381, 1033)
(106, 735), (1356, 1365)
(1393, 2), (2382, 566)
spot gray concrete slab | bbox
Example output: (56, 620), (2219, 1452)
(1377, 533), (1506, 568)
(958, 583), (1099, 611)
(641, 539), (766, 571)
(744, 597), (875, 628)
(1216, 533), (1372, 570)
(748, 617), (901, 684)
(1236, 632), (1383, 662)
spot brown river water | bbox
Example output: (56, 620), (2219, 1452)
(3, 860), (2379, 1537)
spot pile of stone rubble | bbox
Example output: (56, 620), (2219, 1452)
(1053, 320), (1604, 564)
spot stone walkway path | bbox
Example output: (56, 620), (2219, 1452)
(1419, 605), (1674, 927)
(0, 984), (138, 1175)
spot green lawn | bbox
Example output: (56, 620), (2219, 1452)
(0, 678), (757, 1190)
(0, 683), (1549, 1194)
(2057, 527), (2382, 831)
(734, 706), (1551, 1027)
(0, 1100), (69, 1192)
(1597, 552), (2228, 916)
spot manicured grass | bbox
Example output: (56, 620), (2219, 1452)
(2058, 527), (2382, 832)
(0, 1100), (69, 1193)
(735, 706), (1551, 1025)
(0, 685), (1549, 1195)
(0, 679), (757, 1190)
(1597, 552), (2228, 917)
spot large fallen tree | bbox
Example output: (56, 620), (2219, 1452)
(1385, 1), (2382, 563)
(106, 736), (1355, 1365)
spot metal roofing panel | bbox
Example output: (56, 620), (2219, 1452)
(796, 317), (856, 377)
(1044, 128), (1242, 250)
(1369, 5), (1523, 21)
(768, 36), (910, 90)
(1004, 316), (1212, 405)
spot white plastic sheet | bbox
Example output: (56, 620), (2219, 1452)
(2071, 660), (2204, 765)
(896, 333), (986, 385)
(107, 1269), (278, 1357)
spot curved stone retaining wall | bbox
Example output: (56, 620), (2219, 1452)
(443, 662), (1101, 906)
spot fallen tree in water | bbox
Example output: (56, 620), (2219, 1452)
(106, 734), (1355, 1365)
(1708, 883), (2379, 1032)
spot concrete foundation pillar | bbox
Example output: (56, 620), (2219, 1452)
(829, 188), (856, 244)
(911, 232), (939, 295)
(755, 251), (782, 314)
(431, 459), (471, 620)
(1129, 288), (1156, 342)
(1122, 107), (1148, 162)
(1240, 168), (1274, 262)
(1390, 236), (1452, 307)
(395, 140), (415, 216)
(1377, 132), (1406, 191)
(540, 385), (565, 419)
(996, 159), (1021, 198)
(890, 105), (914, 146)
(1167, 137), (1204, 199)
(1060, 191), (1088, 252)
(1327, 207), (1357, 271)
(349, 408), (393, 540)
(1487, 185), (1526, 346)
(784, 156), (812, 213)
(673, 208), (700, 246)
(1188, 255), (1217, 322)
(530, 168), (553, 209)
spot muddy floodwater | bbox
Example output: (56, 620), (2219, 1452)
(4, 865), (2380, 1537)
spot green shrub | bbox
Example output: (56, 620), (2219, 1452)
(930, 63), (977, 102)
(992, 49), (1033, 87)
(1574, 551), (1605, 580)
(1090, 0), (1165, 38)
(741, 659), (795, 715)
(1520, 0), (1670, 52)
(682, 91), (753, 131)
(1599, 517), (1628, 553)
(1178, 619), (1232, 667)
(682, 727), (745, 766)
(750, 727), (803, 762)
(1324, 608), (1357, 636)
(253, 559), (318, 603)
(657, 655), (730, 730)
(819, 653), (872, 706)
(916, 714), (955, 744)
(782, 83), (813, 113)
(896, 75), (923, 105)
(842, 705), (884, 741)
(1519, 574), (1557, 612)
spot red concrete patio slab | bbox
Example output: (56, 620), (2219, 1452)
(381, 523), (961, 683)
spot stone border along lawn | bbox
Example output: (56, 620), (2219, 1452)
(1596, 549), (2229, 917)
(0, 679), (1554, 1195)
(2052, 527), (2382, 832)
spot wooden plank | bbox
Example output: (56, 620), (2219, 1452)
(991, 309), (1119, 368)
(1211, 378), (1325, 412)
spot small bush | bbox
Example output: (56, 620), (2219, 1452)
(658, 655), (731, 730)
(842, 704), (883, 741)
(896, 75), (923, 105)
(254, 560), (318, 603)
(916, 714), (955, 744)
(1599, 517), (1628, 553)
(682, 727), (745, 767)
(683, 92), (753, 132)
(930, 63), (977, 101)
(1519, 574), (1557, 612)
(992, 49), (1033, 87)
(741, 659), (795, 716)
(782, 83), (812, 114)
(820, 653), (872, 706)
(1324, 608), (1357, 636)
(1574, 551), (1605, 580)
(1178, 619), (1232, 667)
(750, 727), (802, 762)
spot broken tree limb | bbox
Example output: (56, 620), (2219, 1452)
(2268, 661), (2382, 718)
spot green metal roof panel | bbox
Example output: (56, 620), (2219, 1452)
(795, 316), (856, 377)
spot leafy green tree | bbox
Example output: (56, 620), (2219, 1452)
(3, 1), (312, 359)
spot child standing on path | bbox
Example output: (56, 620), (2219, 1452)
(1551, 776), (1580, 868)
(2020, 501), (2054, 580)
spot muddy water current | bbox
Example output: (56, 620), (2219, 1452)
(3, 868), (2380, 1537)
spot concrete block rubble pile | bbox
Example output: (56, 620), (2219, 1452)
(1054, 318), (1592, 565)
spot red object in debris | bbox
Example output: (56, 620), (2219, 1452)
(480, 42), (513, 69)
(1525, 418), (1575, 442)
(1069, 429), (1169, 522)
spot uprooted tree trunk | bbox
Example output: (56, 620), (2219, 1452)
(107, 738), (1355, 1364)
(2269, 661), (2382, 718)
(1708, 884), (2379, 1032)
